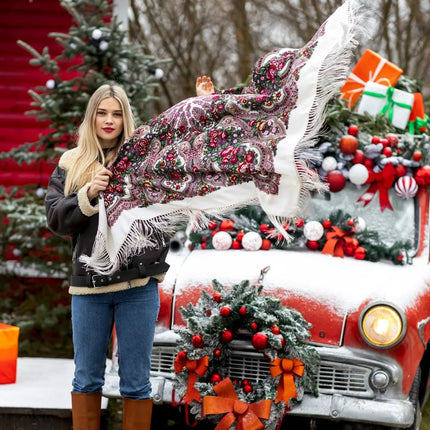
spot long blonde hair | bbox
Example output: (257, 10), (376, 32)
(64, 83), (135, 195)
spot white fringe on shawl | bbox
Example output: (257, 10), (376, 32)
(82, 0), (362, 275)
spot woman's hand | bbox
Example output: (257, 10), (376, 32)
(87, 168), (113, 200)
(196, 76), (215, 96)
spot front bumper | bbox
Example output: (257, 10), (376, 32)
(102, 334), (415, 428)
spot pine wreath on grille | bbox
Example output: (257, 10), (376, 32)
(173, 271), (320, 430)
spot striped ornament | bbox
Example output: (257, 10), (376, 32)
(394, 176), (418, 199)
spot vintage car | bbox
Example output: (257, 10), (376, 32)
(103, 177), (430, 429)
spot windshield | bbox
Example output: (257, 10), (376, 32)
(307, 183), (416, 247)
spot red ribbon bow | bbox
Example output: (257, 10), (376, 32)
(174, 354), (209, 404)
(270, 357), (305, 404)
(357, 163), (396, 211)
(321, 226), (355, 258)
(202, 377), (272, 430)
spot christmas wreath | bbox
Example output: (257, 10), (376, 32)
(188, 206), (413, 265)
(173, 274), (319, 430)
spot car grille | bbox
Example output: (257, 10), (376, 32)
(151, 345), (373, 398)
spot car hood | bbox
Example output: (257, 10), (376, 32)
(164, 248), (430, 346)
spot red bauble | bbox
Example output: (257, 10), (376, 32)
(339, 135), (358, 154)
(352, 150), (365, 164)
(220, 306), (231, 317)
(371, 136), (381, 144)
(395, 164), (407, 178)
(220, 219), (234, 231)
(306, 240), (320, 250)
(385, 134), (399, 147)
(322, 219), (332, 229)
(192, 334), (205, 348)
(348, 124), (359, 136)
(413, 151), (422, 162)
(210, 373), (222, 384)
(415, 166), (430, 185)
(250, 322), (258, 331)
(259, 224), (269, 233)
(213, 293), (222, 303)
(363, 158), (374, 169)
(239, 306), (247, 316)
(214, 348), (222, 357)
(221, 330), (233, 343)
(231, 239), (242, 249)
(261, 239), (271, 250)
(201, 243), (207, 250)
(295, 218), (304, 227)
(271, 325), (280, 335)
(380, 138), (389, 148)
(252, 332), (268, 350)
(382, 147), (393, 157)
(208, 221), (217, 230)
(354, 246), (366, 260)
(325, 170), (346, 192)
(177, 350), (187, 361)
(243, 384), (253, 394)
(236, 230), (245, 241)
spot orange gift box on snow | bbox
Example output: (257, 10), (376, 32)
(408, 93), (428, 134)
(0, 323), (19, 384)
(340, 49), (403, 108)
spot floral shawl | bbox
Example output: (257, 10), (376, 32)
(82, 0), (360, 274)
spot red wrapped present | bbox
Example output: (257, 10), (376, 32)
(0, 323), (19, 384)
(340, 49), (403, 108)
(408, 93), (428, 134)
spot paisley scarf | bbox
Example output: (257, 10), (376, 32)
(82, 0), (360, 274)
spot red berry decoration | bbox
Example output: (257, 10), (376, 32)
(231, 239), (242, 249)
(354, 246), (366, 260)
(177, 350), (187, 361)
(339, 135), (358, 154)
(250, 322), (258, 331)
(213, 293), (222, 303)
(259, 224), (269, 233)
(201, 243), (207, 250)
(325, 170), (346, 192)
(306, 240), (320, 250)
(213, 348), (221, 358)
(322, 219), (332, 229)
(239, 306), (247, 316)
(220, 306), (231, 317)
(221, 329), (233, 343)
(243, 384), (253, 394)
(192, 334), (205, 348)
(252, 332), (268, 350)
(210, 373), (222, 384)
(347, 124), (359, 137)
(295, 218), (304, 227)
(236, 230), (245, 241)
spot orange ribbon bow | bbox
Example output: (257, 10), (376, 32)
(174, 354), (209, 404)
(357, 163), (396, 211)
(270, 357), (305, 404)
(322, 226), (355, 258)
(202, 377), (272, 430)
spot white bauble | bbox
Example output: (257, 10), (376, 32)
(154, 68), (164, 79)
(395, 176), (418, 199)
(46, 79), (56, 89)
(241, 232), (263, 251)
(91, 29), (102, 40)
(349, 164), (369, 185)
(321, 156), (338, 172)
(212, 231), (232, 250)
(303, 221), (324, 241)
(99, 40), (109, 51)
(354, 217), (366, 233)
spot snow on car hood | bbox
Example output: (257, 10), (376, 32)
(170, 248), (430, 314)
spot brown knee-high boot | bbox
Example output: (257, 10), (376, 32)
(71, 392), (102, 430)
(123, 397), (153, 430)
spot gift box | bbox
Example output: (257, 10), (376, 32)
(340, 49), (403, 108)
(357, 82), (414, 130)
(0, 323), (19, 384)
(408, 93), (428, 134)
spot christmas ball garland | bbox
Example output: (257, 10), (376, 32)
(173, 277), (319, 430)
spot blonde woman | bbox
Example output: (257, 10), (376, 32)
(45, 83), (169, 430)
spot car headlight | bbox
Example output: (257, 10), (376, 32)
(359, 302), (406, 349)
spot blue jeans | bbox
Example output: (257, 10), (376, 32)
(71, 278), (160, 399)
